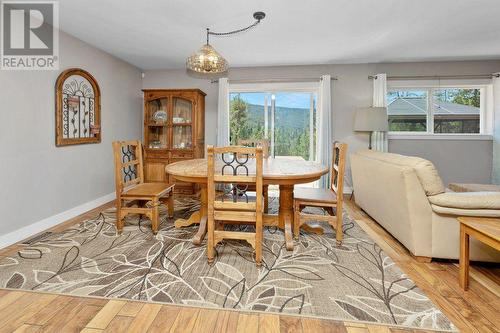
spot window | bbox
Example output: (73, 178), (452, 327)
(433, 89), (480, 134)
(388, 90), (428, 132)
(229, 91), (317, 161)
(388, 87), (483, 134)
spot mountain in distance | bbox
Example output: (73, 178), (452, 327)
(245, 103), (313, 129)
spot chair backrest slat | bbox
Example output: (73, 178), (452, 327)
(122, 160), (140, 168)
(237, 139), (270, 158)
(123, 177), (141, 189)
(207, 145), (263, 216)
(112, 140), (144, 196)
(330, 142), (348, 196)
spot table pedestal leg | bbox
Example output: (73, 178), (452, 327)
(174, 211), (200, 228)
(301, 224), (325, 235)
(279, 184), (295, 251)
(173, 184), (208, 245)
(192, 215), (207, 246)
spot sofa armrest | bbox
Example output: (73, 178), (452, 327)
(428, 191), (500, 210)
(448, 183), (500, 192)
(431, 205), (500, 218)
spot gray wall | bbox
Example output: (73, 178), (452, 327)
(389, 139), (493, 185)
(0, 31), (142, 236)
(143, 60), (499, 187)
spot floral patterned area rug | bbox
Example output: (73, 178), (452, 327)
(0, 197), (456, 331)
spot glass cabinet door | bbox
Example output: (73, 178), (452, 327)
(172, 98), (192, 123)
(148, 98), (168, 124)
(172, 125), (192, 149)
(172, 97), (193, 149)
(147, 98), (168, 149)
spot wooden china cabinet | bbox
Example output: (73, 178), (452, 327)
(142, 89), (206, 194)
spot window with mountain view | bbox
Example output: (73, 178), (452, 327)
(229, 91), (317, 160)
(388, 87), (481, 134)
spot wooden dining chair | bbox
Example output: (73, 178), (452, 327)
(293, 142), (348, 243)
(237, 139), (270, 213)
(112, 140), (175, 235)
(207, 145), (264, 266)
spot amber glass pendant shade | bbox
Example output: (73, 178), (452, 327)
(186, 12), (265, 74)
(186, 43), (228, 74)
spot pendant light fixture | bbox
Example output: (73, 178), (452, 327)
(186, 12), (266, 74)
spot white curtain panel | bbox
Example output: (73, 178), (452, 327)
(493, 73), (500, 184)
(316, 75), (333, 188)
(216, 78), (230, 147)
(372, 73), (388, 152)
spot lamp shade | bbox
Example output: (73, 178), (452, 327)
(186, 44), (228, 74)
(353, 107), (388, 132)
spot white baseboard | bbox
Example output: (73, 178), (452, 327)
(0, 192), (116, 250)
(343, 186), (353, 195)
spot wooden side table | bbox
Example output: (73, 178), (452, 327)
(457, 217), (500, 290)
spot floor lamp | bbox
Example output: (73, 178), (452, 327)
(351, 107), (388, 200)
(354, 107), (388, 149)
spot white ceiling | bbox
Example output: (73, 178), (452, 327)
(59, 0), (500, 70)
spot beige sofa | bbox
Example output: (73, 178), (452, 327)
(350, 149), (500, 262)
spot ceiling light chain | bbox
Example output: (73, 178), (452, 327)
(186, 12), (266, 74)
(207, 13), (265, 37)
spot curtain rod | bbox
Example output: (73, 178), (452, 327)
(368, 74), (499, 80)
(210, 76), (338, 84)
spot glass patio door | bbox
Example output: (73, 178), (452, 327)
(229, 91), (317, 161)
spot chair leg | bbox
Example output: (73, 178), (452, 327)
(335, 209), (343, 243)
(167, 193), (174, 218)
(293, 204), (301, 240)
(255, 219), (263, 267)
(116, 199), (124, 235)
(207, 215), (215, 264)
(151, 199), (160, 235)
(263, 185), (269, 213)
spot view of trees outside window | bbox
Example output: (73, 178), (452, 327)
(388, 88), (480, 133)
(433, 89), (480, 133)
(229, 92), (317, 160)
(230, 93), (266, 143)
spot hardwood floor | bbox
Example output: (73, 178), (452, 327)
(0, 198), (498, 333)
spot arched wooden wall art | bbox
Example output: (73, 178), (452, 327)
(55, 68), (101, 146)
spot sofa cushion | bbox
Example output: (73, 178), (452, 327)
(356, 150), (445, 195)
(428, 191), (500, 209)
(431, 204), (500, 217)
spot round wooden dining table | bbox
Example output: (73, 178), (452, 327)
(165, 158), (329, 250)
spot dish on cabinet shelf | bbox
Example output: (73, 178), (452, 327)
(173, 142), (192, 149)
(149, 140), (164, 149)
(153, 110), (167, 123)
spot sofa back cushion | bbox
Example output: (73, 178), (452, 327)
(356, 150), (445, 196)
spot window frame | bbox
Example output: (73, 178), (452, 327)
(227, 82), (320, 160)
(387, 82), (491, 138)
